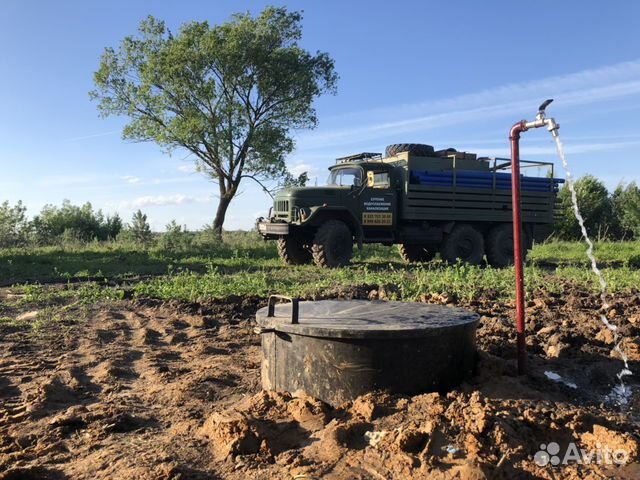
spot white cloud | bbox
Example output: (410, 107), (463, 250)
(287, 161), (327, 184)
(288, 162), (311, 177)
(469, 139), (640, 158)
(328, 60), (640, 122)
(298, 60), (640, 150)
(120, 194), (211, 209)
(61, 130), (120, 143)
(122, 175), (140, 184)
(177, 164), (196, 173)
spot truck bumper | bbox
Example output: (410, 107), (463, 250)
(257, 221), (290, 237)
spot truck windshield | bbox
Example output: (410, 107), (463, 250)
(328, 167), (362, 187)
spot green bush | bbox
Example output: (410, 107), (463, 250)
(612, 182), (640, 240)
(159, 220), (192, 251)
(103, 213), (123, 241)
(554, 175), (615, 240)
(31, 200), (121, 245)
(0, 201), (31, 248)
(192, 227), (221, 249)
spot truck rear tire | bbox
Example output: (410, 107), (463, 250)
(398, 244), (435, 263)
(277, 236), (312, 265)
(440, 224), (484, 266)
(312, 220), (353, 268)
(486, 223), (528, 268)
(385, 143), (435, 157)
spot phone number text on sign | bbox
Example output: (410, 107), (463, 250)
(362, 213), (393, 226)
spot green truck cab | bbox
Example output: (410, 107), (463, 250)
(256, 143), (562, 268)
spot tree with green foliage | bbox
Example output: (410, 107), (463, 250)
(127, 210), (153, 245)
(612, 182), (640, 239)
(160, 219), (192, 251)
(0, 201), (31, 248)
(90, 7), (337, 239)
(102, 213), (123, 241)
(554, 175), (615, 240)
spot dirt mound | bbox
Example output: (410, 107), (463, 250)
(200, 380), (639, 479)
(0, 288), (639, 479)
(200, 390), (330, 460)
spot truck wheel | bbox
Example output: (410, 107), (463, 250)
(486, 224), (528, 268)
(440, 224), (484, 266)
(398, 244), (435, 263)
(385, 143), (434, 157)
(312, 220), (353, 268)
(277, 237), (312, 265)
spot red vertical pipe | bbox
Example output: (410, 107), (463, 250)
(510, 121), (527, 375)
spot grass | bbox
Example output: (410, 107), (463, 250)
(2, 238), (640, 286)
(130, 261), (640, 303)
(528, 240), (640, 267)
(1, 237), (639, 334)
(0, 242), (279, 285)
(0, 280), (126, 334)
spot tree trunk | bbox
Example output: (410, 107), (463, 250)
(212, 192), (234, 242)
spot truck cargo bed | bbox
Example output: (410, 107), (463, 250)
(403, 186), (559, 223)
(403, 157), (562, 224)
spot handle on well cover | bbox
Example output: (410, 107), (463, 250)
(267, 295), (299, 324)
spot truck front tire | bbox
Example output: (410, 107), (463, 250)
(398, 244), (435, 263)
(277, 237), (312, 265)
(440, 224), (484, 266)
(312, 220), (353, 268)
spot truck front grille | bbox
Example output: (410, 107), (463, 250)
(275, 200), (289, 213)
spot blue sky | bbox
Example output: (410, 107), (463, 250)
(1, 0), (639, 230)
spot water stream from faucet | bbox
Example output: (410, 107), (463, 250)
(551, 133), (632, 405)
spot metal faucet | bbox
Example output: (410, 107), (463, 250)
(509, 99), (561, 375)
(523, 98), (560, 137)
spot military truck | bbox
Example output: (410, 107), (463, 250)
(256, 143), (563, 268)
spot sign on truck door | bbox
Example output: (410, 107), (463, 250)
(361, 170), (396, 229)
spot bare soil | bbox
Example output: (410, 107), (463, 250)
(1, 287), (639, 479)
